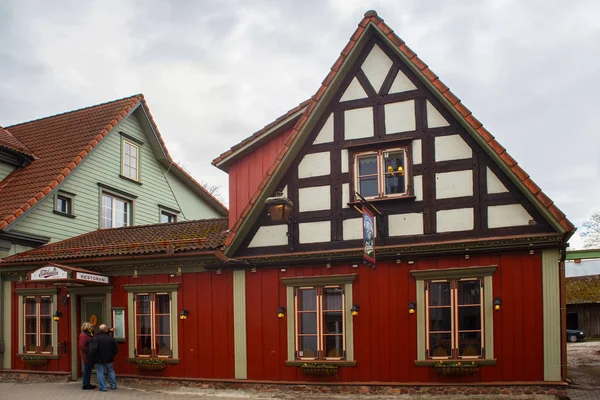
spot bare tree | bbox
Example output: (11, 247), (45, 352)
(580, 212), (600, 248)
(201, 180), (223, 201)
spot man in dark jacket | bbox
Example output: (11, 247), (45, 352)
(94, 324), (118, 392)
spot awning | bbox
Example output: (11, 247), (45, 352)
(28, 263), (109, 286)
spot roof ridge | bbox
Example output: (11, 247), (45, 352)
(6, 94), (143, 129)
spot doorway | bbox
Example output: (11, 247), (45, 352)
(81, 296), (106, 333)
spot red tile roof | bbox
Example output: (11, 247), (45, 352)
(222, 10), (574, 251)
(566, 274), (600, 304)
(1, 95), (143, 230)
(0, 126), (35, 158)
(1, 218), (228, 264)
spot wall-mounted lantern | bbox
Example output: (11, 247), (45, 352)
(179, 309), (189, 320)
(277, 307), (286, 319)
(408, 302), (416, 315)
(265, 192), (293, 222)
(350, 305), (360, 317)
(53, 311), (62, 322)
(494, 298), (502, 312)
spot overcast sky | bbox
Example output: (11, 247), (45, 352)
(0, 0), (598, 248)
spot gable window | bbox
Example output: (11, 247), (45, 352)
(23, 296), (53, 354)
(160, 211), (177, 224)
(54, 191), (75, 217)
(101, 193), (131, 228)
(122, 139), (140, 181)
(426, 278), (483, 359)
(134, 293), (172, 357)
(354, 147), (409, 199)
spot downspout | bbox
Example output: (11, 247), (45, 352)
(559, 244), (568, 382)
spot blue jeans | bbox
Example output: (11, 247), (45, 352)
(82, 362), (93, 387)
(95, 363), (116, 391)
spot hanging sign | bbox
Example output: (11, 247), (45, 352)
(30, 266), (69, 281)
(362, 205), (376, 268)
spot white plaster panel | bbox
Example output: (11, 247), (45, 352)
(248, 225), (289, 248)
(344, 107), (374, 140)
(361, 44), (392, 93)
(342, 183), (350, 208)
(341, 149), (349, 173)
(314, 114), (334, 144)
(340, 77), (368, 102)
(389, 213), (424, 236)
(385, 100), (415, 134)
(435, 170), (473, 199)
(413, 175), (423, 201)
(435, 134), (472, 161)
(298, 152), (331, 178)
(299, 186), (330, 212)
(412, 139), (422, 164)
(389, 70), (417, 93)
(299, 221), (331, 244)
(342, 218), (363, 240)
(436, 208), (474, 233)
(426, 100), (450, 128)
(486, 167), (509, 194)
(282, 185), (288, 198)
(488, 204), (533, 228)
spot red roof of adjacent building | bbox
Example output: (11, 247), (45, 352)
(220, 10), (575, 252)
(1, 218), (228, 264)
(0, 94), (227, 230)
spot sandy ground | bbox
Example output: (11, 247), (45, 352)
(567, 340), (600, 399)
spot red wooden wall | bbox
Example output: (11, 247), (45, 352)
(228, 128), (292, 227)
(244, 251), (545, 383)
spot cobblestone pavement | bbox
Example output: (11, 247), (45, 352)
(566, 340), (600, 400)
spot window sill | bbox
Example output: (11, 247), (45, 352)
(126, 357), (180, 365)
(17, 354), (60, 360)
(348, 195), (416, 207)
(52, 210), (76, 218)
(119, 175), (142, 186)
(414, 359), (497, 367)
(285, 360), (357, 367)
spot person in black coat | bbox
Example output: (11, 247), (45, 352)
(94, 324), (118, 392)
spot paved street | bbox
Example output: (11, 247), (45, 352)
(566, 340), (600, 400)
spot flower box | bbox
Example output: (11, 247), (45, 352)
(300, 363), (338, 377)
(21, 356), (49, 366)
(134, 359), (167, 371)
(434, 362), (478, 377)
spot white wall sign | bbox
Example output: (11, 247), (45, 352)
(30, 266), (68, 281)
(76, 272), (109, 284)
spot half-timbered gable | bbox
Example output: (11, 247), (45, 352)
(229, 28), (556, 257)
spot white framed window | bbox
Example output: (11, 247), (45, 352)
(101, 193), (131, 228)
(23, 296), (53, 354)
(160, 211), (177, 224)
(295, 285), (345, 360)
(353, 146), (409, 200)
(122, 139), (140, 181)
(426, 278), (484, 359)
(133, 293), (173, 358)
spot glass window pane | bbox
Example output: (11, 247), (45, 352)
(458, 332), (482, 357)
(299, 313), (317, 335)
(383, 151), (405, 172)
(458, 280), (481, 305)
(323, 288), (342, 310)
(298, 336), (318, 358)
(25, 317), (37, 334)
(40, 297), (51, 315)
(298, 289), (316, 311)
(429, 308), (452, 332)
(359, 176), (378, 197)
(155, 294), (170, 314)
(458, 306), (481, 331)
(429, 282), (451, 306)
(358, 155), (377, 175)
(25, 334), (37, 352)
(323, 312), (343, 334)
(324, 335), (344, 358)
(136, 295), (151, 314)
(136, 336), (152, 356)
(137, 316), (151, 335)
(155, 316), (170, 335)
(155, 336), (170, 356)
(41, 334), (52, 352)
(384, 175), (405, 195)
(429, 333), (452, 357)
(40, 317), (52, 334)
(25, 298), (36, 315)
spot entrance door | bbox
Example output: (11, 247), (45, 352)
(81, 296), (106, 333)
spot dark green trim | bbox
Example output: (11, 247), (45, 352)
(126, 357), (180, 365)
(158, 204), (181, 214)
(15, 288), (58, 296)
(285, 360), (357, 367)
(67, 286), (113, 295)
(98, 183), (138, 199)
(566, 249), (600, 260)
(17, 354), (61, 360)
(123, 283), (180, 293)
(411, 266), (496, 280)
(281, 274), (357, 287)
(414, 359), (496, 366)
(119, 132), (145, 146)
(119, 175), (142, 186)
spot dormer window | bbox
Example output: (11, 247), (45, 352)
(353, 146), (410, 200)
(122, 139), (140, 181)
